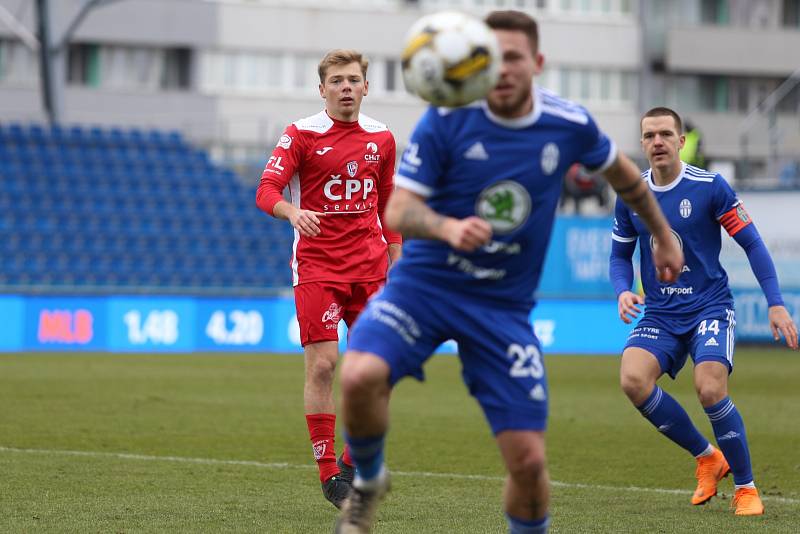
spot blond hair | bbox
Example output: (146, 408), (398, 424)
(318, 49), (369, 83)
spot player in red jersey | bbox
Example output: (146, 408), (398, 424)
(256, 49), (402, 509)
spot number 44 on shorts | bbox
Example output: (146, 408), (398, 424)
(698, 319), (720, 336)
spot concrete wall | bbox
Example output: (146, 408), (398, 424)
(667, 26), (800, 76)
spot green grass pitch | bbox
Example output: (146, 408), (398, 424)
(0, 349), (797, 533)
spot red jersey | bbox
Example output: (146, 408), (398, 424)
(256, 110), (402, 286)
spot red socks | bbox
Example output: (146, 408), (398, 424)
(306, 413), (339, 482)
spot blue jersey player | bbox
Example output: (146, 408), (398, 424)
(334, 12), (683, 534)
(610, 107), (798, 517)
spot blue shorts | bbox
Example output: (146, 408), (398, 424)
(347, 281), (548, 434)
(624, 307), (736, 379)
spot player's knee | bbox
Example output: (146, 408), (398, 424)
(307, 355), (337, 385)
(620, 370), (652, 404)
(340, 351), (389, 400)
(695, 381), (726, 407)
(507, 449), (547, 485)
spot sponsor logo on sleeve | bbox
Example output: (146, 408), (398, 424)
(402, 142), (422, 167)
(277, 134), (292, 150)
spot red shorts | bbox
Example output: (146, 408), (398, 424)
(294, 280), (385, 346)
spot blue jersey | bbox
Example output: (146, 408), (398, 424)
(391, 87), (616, 309)
(612, 163), (748, 317)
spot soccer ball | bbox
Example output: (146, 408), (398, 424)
(401, 11), (501, 107)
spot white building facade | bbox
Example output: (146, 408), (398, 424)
(1, 0), (798, 181)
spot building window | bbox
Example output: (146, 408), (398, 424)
(67, 43), (191, 91)
(620, 72), (639, 102)
(67, 44), (101, 87)
(701, 0), (729, 24)
(0, 39), (38, 85)
(699, 76), (729, 111)
(385, 59), (397, 92)
(295, 55), (321, 97)
(559, 68), (572, 98)
(599, 71), (611, 100)
(162, 48), (192, 90)
(783, 0), (800, 27)
(777, 79), (800, 113)
(579, 70), (591, 100)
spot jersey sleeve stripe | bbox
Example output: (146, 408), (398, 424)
(395, 175), (433, 197)
(612, 233), (637, 243)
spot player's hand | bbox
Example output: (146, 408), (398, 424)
(618, 291), (645, 324)
(289, 208), (325, 237)
(651, 230), (684, 283)
(443, 216), (492, 252)
(768, 305), (798, 349)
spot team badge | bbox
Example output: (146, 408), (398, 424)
(346, 160), (358, 178)
(540, 142), (559, 176)
(679, 198), (692, 218)
(736, 205), (749, 223)
(476, 180), (531, 234)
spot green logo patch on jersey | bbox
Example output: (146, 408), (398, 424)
(476, 181), (531, 234)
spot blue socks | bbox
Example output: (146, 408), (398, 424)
(637, 386), (710, 456)
(346, 433), (385, 485)
(705, 396), (753, 485)
(507, 514), (549, 534)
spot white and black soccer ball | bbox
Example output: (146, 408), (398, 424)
(401, 11), (501, 108)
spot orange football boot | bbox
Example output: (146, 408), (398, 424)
(732, 487), (764, 516)
(691, 448), (731, 505)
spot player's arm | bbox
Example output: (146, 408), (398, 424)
(378, 135), (403, 266)
(609, 199), (643, 324)
(384, 188), (492, 252)
(271, 201), (326, 237)
(602, 153), (683, 282)
(723, 207), (798, 349)
(255, 126), (325, 237)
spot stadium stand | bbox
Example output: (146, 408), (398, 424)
(0, 123), (293, 294)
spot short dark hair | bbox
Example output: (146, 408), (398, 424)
(485, 10), (539, 53)
(641, 107), (683, 133)
(318, 49), (369, 84)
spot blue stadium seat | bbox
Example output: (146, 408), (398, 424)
(1, 121), (292, 291)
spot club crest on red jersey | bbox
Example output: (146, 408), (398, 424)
(346, 160), (358, 177)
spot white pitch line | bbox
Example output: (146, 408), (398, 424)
(1, 446), (798, 505)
